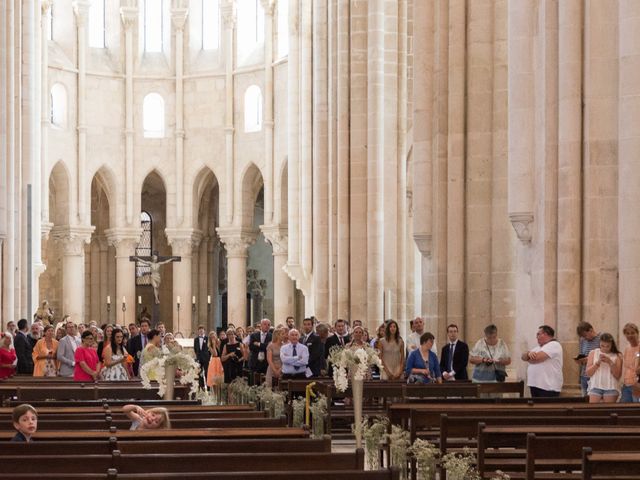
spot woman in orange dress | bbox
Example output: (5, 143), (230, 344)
(32, 325), (59, 377)
(206, 331), (224, 387)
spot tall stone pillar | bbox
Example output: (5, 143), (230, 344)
(172, 6), (187, 224)
(166, 229), (199, 336)
(208, 238), (220, 329)
(619, 0), (640, 330)
(221, 1), (236, 224)
(97, 236), (109, 324)
(261, 0), (275, 224)
(217, 228), (257, 327)
(262, 225), (294, 324)
(120, 5), (137, 225)
(52, 226), (94, 323)
(41, 0), (51, 226)
(105, 228), (141, 327)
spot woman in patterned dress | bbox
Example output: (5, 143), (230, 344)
(101, 328), (130, 381)
(32, 325), (59, 377)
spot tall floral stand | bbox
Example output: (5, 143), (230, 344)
(164, 364), (176, 400)
(352, 377), (364, 449)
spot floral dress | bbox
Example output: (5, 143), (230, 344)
(101, 353), (130, 381)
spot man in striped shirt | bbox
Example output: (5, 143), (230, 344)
(576, 321), (601, 396)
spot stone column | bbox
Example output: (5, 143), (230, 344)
(367, 0), (385, 324)
(208, 237), (220, 329)
(89, 239), (100, 322)
(172, 7), (188, 224)
(507, 0), (535, 242)
(221, 1), (236, 224)
(262, 225), (294, 324)
(41, 0), (51, 225)
(619, 0), (640, 329)
(73, 0), (90, 224)
(97, 235), (109, 324)
(120, 5), (137, 225)
(166, 229), (199, 336)
(52, 226), (94, 323)
(217, 228), (257, 327)
(261, 0), (275, 224)
(105, 228), (141, 327)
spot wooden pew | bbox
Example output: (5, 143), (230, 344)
(582, 449), (640, 480)
(478, 425), (640, 479)
(524, 435), (640, 480)
(0, 454), (113, 475)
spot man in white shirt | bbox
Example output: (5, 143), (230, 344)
(407, 317), (437, 354)
(522, 325), (563, 397)
(57, 321), (80, 377)
(280, 329), (309, 379)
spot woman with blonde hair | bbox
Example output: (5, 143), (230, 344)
(621, 323), (640, 402)
(206, 331), (224, 388)
(265, 328), (285, 388)
(32, 325), (59, 377)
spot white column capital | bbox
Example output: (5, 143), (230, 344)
(51, 225), (95, 256)
(261, 0), (276, 16)
(260, 224), (288, 255)
(104, 227), (143, 253)
(41, 222), (54, 240)
(171, 8), (189, 31)
(217, 227), (257, 258)
(166, 228), (200, 257)
(73, 0), (92, 26)
(42, 0), (53, 17)
(509, 212), (534, 244)
(221, 0), (237, 29)
(120, 6), (139, 30)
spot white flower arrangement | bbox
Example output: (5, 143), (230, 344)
(329, 344), (383, 392)
(140, 346), (201, 398)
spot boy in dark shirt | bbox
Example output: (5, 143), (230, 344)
(11, 404), (37, 442)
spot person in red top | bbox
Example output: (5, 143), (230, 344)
(74, 330), (100, 382)
(0, 332), (17, 379)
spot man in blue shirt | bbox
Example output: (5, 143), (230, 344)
(280, 329), (309, 379)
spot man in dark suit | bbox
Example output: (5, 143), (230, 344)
(127, 318), (150, 377)
(14, 319), (34, 375)
(248, 318), (272, 374)
(324, 319), (350, 359)
(193, 325), (211, 386)
(440, 323), (469, 381)
(301, 318), (324, 377)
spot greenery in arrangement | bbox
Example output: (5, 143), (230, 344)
(408, 438), (439, 480)
(292, 396), (306, 427)
(491, 472), (511, 480)
(139, 347), (200, 397)
(441, 448), (481, 480)
(356, 416), (389, 470)
(388, 424), (411, 478)
(309, 393), (328, 438)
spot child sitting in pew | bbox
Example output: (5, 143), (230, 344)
(12, 403), (37, 442)
(123, 404), (171, 430)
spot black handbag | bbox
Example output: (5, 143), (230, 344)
(485, 340), (507, 382)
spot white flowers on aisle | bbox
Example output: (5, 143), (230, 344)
(329, 344), (382, 392)
(140, 345), (201, 398)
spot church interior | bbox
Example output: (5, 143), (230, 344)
(2, 0), (640, 477)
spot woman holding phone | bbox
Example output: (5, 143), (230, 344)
(585, 332), (623, 403)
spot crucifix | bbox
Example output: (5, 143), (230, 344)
(129, 251), (181, 304)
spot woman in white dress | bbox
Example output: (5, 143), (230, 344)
(101, 328), (130, 381)
(585, 332), (623, 403)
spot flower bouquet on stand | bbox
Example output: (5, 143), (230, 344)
(328, 344), (382, 448)
(140, 345), (200, 399)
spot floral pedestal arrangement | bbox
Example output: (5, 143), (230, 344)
(329, 344), (382, 449)
(140, 346), (200, 399)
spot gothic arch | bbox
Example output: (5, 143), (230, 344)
(238, 162), (264, 229)
(49, 160), (71, 226)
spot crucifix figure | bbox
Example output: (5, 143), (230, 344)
(129, 251), (181, 304)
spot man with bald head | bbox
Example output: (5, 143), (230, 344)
(248, 318), (272, 375)
(280, 329), (310, 379)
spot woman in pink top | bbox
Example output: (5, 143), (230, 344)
(74, 330), (100, 382)
(0, 332), (17, 379)
(621, 323), (640, 403)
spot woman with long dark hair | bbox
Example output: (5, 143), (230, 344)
(585, 332), (623, 403)
(379, 320), (405, 381)
(101, 328), (130, 381)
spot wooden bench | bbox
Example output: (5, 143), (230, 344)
(582, 449), (640, 480)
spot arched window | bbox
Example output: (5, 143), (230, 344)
(202, 0), (220, 50)
(277, 0), (288, 58)
(143, 0), (163, 53)
(89, 0), (106, 48)
(50, 83), (67, 128)
(143, 93), (165, 138)
(136, 211), (153, 285)
(244, 85), (263, 132)
(237, 0), (264, 62)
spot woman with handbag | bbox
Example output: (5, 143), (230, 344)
(404, 332), (442, 384)
(469, 324), (511, 383)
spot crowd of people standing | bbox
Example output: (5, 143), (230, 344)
(2, 308), (640, 403)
